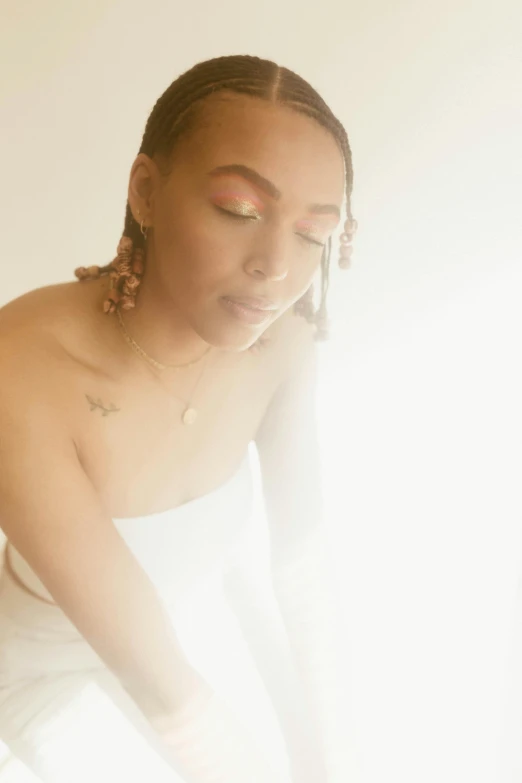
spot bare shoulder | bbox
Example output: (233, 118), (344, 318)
(0, 275), (115, 364)
(0, 282), (71, 328)
(0, 282), (80, 349)
(0, 282), (90, 408)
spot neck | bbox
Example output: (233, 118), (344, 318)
(111, 276), (212, 369)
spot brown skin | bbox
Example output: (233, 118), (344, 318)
(0, 93), (344, 513)
(0, 94), (344, 778)
(124, 92), (344, 361)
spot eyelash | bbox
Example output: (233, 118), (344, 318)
(214, 206), (326, 248)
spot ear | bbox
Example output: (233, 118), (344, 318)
(127, 153), (160, 225)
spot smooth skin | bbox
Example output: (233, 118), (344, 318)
(0, 92), (345, 768)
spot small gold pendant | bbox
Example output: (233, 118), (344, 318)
(182, 407), (197, 425)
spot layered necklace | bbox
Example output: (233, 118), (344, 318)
(116, 308), (213, 425)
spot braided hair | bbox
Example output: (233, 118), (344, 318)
(75, 54), (355, 341)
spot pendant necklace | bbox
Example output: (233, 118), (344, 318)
(116, 308), (212, 425)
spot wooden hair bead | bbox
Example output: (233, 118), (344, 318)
(123, 274), (141, 295)
(120, 295), (136, 310)
(74, 265), (101, 280)
(103, 290), (121, 313)
(338, 214), (357, 270)
(132, 249), (145, 275)
(117, 236), (133, 256)
(100, 235), (144, 314)
(115, 262), (131, 277)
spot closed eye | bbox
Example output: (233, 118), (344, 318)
(214, 205), (260, 221)
(214, 206), (325, 247)
(300, 235), (326, 248)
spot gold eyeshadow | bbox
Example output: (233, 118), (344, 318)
(211, 185), (264, 216)
(214, 196), (262, 218)
(212, 190), (328, 242)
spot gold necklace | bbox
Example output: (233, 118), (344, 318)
(169, 356), (210, 425)
(116, 308), (212, 372)
(116, 308), (212, 425)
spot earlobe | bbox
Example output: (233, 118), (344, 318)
(128, 153), (156, 223)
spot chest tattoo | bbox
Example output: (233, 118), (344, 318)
(85, 394), (120, 416)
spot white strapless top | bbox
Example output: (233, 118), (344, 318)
(7, 452), (254, 610)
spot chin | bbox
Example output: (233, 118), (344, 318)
(204, 322), (270, 353)
(218, 333), (263, 353)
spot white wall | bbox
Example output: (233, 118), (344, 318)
(1, 1), (521, 781)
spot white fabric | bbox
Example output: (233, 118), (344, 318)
(0, 451), (289, 782)
(6, 453), (253, 610)
(271, 529), (351, 781)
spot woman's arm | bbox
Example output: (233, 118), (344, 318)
(223, 514), (332, 783)
(252, 318), (351, 781)
(0, 384), (199, 721)
(0, 369), (286, 783)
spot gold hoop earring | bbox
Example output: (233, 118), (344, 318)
(140, 219), (148, 240)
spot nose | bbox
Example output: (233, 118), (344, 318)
(244, 225), (290, 282)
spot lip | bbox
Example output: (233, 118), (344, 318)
(223, 295), (277, 311)
(220, 296), (276, 325)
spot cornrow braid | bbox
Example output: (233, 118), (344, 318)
(74, 54), (355, 340)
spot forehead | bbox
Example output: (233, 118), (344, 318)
(173, 94), (346, 209)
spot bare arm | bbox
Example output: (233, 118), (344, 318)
(223, 516), (330, 783)
(0, 374), (287, 782)
(0, 382), (204, 721)
(250, 318), (351, 781)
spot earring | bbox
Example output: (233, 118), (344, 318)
(136, 208), (148, 240)
(338, 217), (358, 269)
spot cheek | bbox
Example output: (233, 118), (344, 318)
(186, 225), (240, 281)
(158, 213), (239, 293)
(155, 198), (322, 298)
(288, 252), (322, 288)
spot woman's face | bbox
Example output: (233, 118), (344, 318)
(135, 94), (345, 350)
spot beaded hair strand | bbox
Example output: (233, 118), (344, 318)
(74, 54), (356, 340)
(74, 205), (146, 314)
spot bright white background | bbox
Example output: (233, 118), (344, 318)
(0, 1), (521, 781)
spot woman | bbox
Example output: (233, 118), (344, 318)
(0, 54), (356, 782)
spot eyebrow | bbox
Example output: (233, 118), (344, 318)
(207, 164), (341, 220)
